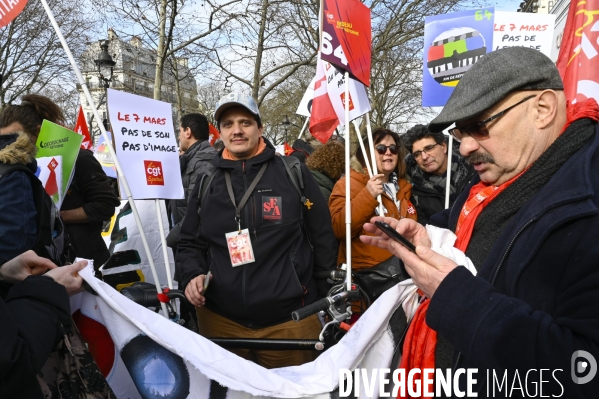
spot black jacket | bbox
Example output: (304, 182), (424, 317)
(0, 276), (71, 399)
(169, 140), (217, 226)
(0, 133), (38, 266)
(176, 139), (338, 328)
(406, 146), (475, 225)
(61, 150), (120, 266)
(427, 123), (599, 397)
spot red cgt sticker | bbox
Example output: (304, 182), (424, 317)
(144, 160), (164, 186)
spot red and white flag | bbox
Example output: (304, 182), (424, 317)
(323, 60), (371, 125)
(556, 0), (599, 103)
(309, 58), (340, 144)
(74, 105), (93, 150)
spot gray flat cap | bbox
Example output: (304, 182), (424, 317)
(428, 47), (564, 133)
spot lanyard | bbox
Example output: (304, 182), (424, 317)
(225, 162), (268, 232)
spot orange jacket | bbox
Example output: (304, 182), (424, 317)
(329, 159), (417, 270)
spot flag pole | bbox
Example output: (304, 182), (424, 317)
(39, 0), (169, 317)
(445, 134), (453, 209)
(365, 113), (384, 216)
(155, 200), (174, 289)
(344, 72), (352, 291)
(297, 117), (309, 140)
(353, 120), (373, 177)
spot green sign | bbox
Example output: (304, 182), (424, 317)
(36, 120), (83, 199)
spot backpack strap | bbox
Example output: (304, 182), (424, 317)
(281, 156), (308, 206)
(196, 163), (218, 216)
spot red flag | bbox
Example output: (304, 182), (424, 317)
(556, 0), (599, 103)
(0, 0), (28, 29)
(309, 58), (340, 144)
(208, 122), (220, 146)
(321, 0), (372, 86)
(74, 106), (93, 150)
(284, 142), (293, 156)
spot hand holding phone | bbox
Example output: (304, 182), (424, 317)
(374, 221), (416, 253)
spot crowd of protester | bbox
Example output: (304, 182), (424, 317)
(2, 46), (598, 397)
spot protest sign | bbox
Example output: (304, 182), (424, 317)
(493, 11), (555, 57)
(36, 156), (63, 207)
(36, 120), (82, 203)
(321, 0), (372, 86)
(0, 0), (28, 28)
(107, 89), (183, 200)
(93, 135), (117, 179)
(423, 8), (495, 106)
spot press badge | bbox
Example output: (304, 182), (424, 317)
(225, 229), (256, 267)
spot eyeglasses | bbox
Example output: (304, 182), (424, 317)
(448, 95), (536, 142)
(375, 144), (399, 155)
(412, 143), (439, 160)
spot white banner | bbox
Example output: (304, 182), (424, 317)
(76, 264), (416, 398)
(323, 60), (371, 125)
(107, 89), (184, 200)
(493, 11), (555, 57)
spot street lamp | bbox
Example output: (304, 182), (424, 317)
(94, 40), (116, 132)
(281, 114), (291, 144)
(95, 40), (116, 89)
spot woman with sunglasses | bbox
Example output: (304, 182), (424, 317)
(329, 128), (417, 276)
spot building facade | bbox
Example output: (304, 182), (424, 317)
(78, 29), (199, 144)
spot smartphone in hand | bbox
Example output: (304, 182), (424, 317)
(374, 221), (416, 253)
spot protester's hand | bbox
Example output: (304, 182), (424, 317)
(185, 274), (211, 307)
(361, 217), (457, 298)
(45, 261), (87, 296)
(0, 250), (58, 283)
(366, 174), (385, 198)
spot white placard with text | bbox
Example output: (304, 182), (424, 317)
(493, 11), (555, 57)
(107, 89), (183, 199)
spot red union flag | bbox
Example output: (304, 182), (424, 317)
(74, 105), (93, 150)
(0, 0), (28, 28)
(321, 0), (372, 86)
(309, 58), (340, 144)
(556, 0), (599, 103)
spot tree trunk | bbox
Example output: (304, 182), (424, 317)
(153, 0), (169, 100)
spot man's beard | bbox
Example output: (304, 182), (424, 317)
(467, 151), (494, 165)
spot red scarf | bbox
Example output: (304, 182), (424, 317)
(397, 98), (599, 399)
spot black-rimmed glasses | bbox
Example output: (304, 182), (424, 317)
(448, 95), (536, 142)
(412, 143), (439, 160)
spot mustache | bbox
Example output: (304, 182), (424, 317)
(467, 151), (494, 164)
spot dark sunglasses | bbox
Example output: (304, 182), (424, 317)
(448, 95), (536, 142)
(375, 144), (399, 155)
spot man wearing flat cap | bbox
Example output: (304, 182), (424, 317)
(362, 47), (599, 396)
(176, 92), (338, 369)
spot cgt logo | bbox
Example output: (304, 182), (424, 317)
(571, 350), (597, 385)
(144, 160), (164, 186)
